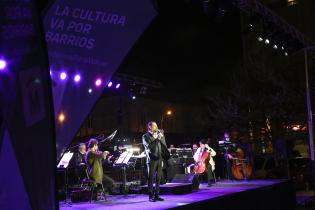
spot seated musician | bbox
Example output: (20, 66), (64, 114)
(186, 143), (199, 174)
(74, 143), (87, 183)
(113, 144), (126, 158)
(192, 143), (198, 156)
(86, 138), (115, 197)
(193, 139), (216, 186)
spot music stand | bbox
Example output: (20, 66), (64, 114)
(113, 151), (133, 197)
(57, 152), (74, 206)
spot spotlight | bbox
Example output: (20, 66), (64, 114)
(281, 46), (285, 50)
(95, 78), (102, 87)
(0, 59), (7, 70)
(265, 39), (270, 44)
(115, 83), (120, 89)
(273, 44), (278, 49)
(258, 37), (263, 42)
(88, 88), (93, 93)
(60, 72), (67, 80)
(132, 95), (136, 100)
(107, 81), (113, 87)
(74, 74), (81, 83)
(284, 52), (288, 56)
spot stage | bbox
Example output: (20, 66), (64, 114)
(60, 179), (295, 210)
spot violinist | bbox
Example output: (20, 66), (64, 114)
(193, 139), (216, 186)
(86, 138), (115, 197)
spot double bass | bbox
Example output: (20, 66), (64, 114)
(193, 148), (209, 174)
(230, 147), (253, 180)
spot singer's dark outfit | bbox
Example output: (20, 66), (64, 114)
(142, 132), (170, 198)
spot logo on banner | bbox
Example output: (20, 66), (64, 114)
(19, 68), (46, 127)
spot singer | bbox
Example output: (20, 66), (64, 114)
(142, 121), (170, 202)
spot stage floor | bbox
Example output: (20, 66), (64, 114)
(60, 180), (293, 210)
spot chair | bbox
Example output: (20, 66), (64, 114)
(81, 169), (107, 202)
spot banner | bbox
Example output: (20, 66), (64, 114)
(0, 0), (56, 210)
(44, 0), (157, 159)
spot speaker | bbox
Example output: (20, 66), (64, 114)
(171, 174), (200, 190)
(70, 189), (91, 203)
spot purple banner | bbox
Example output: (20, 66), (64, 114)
(44, 0), (157, 159)
(0, 0), (56, 210)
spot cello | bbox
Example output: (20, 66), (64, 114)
(193, 147), (209, 174)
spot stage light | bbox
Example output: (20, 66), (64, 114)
(281, 46), (285, 50)
(265, 39), (270, 44)
(74, 74), (81, 83)
(273, 44), (278, 49)
(258, 37), (263, 42)
(292, 125), (300, 131)
(284, 52), (288, 56)
(132, 95), (136, 100)
(88, 88), (93, 93)
(115, 83), (120, 89)
(58, 112), (65, 123)
(0, 59), (7, 70)
(60, 72), (67, 80)
(50, 70), (52, 76)
(107, 81), (113, 87)
(166, 110), (172, 116)
(140, 86), (147, 95)
(95, 78), (102, 87)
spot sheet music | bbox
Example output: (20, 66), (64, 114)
(57, 152), (74, 168)
(115, 151), (133, 164)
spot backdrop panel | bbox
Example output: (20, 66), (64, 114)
(0, 0), (56, 210)
(44, 0), (157, 159)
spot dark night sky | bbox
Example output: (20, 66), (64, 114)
(116, 1), (243, 102)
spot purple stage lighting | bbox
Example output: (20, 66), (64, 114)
(0, 59), (7, 70)
(107, 81), (113, 87)
(95, 78), (102, 87)
(74, 74), (81, 82)
(115, 83), (120, 89)
(60, 72), (67, 80)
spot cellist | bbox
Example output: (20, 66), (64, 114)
(193, 139), (216, 186)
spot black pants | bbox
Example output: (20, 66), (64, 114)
(103, 174), (115, 193)
(207, 163), (214, 184)
(147, 159), (162, 197)
(75, 165), (87, 184)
